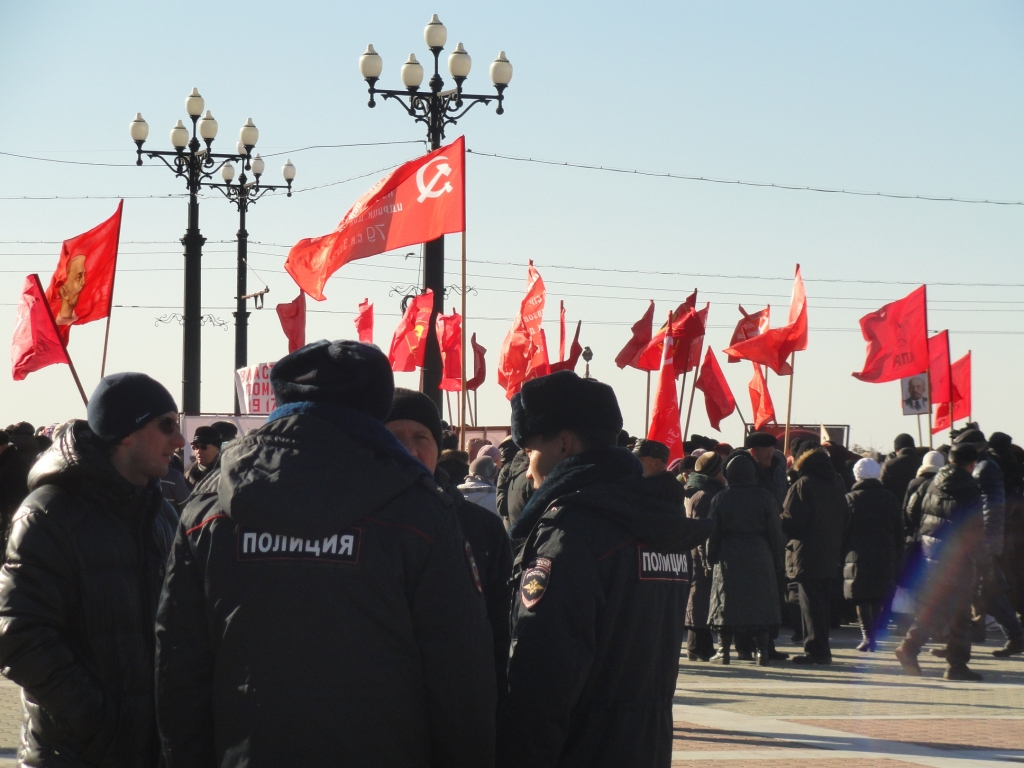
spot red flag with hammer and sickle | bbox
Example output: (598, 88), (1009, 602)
(286, 138), (465, 300)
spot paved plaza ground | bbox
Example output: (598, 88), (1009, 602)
(0, 625), (1018, 765)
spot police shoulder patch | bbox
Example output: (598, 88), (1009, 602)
(465, 540), (484, 594)
(520, 557), (552, 610)
(637, 545), (688, 582)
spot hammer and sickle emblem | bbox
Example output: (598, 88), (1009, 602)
(416, 155), (454, 203)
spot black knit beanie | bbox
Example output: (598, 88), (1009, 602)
(385, 388), (444, 448)
(270, 339), (394, 421)
(87, 372), (178, 444)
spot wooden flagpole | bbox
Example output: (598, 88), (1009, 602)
(459, 230), (468, 451)
(682, 339), (704, 443)
(678, 371), (687, 412)
(783, 352), (796, 455)
(473, 389), (478, 427)
(916, 413), (923, 446)
(733, 399), (748, 431)
(645, 371), (651, 433)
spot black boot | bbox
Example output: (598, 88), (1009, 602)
(755, 630), (771, 667)
(993, 636), (1024, 657)
(856, 604), (877, 652)
(711, 629), (732, 664)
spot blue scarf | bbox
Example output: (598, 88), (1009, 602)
(267, 401), (431, 478)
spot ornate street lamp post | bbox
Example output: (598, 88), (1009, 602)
(358, 15), (512, 409)
(203, 154), (296, 414)
(130, 89), (259, 414)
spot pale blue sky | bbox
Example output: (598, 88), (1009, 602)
(2, 1), (1022, 449)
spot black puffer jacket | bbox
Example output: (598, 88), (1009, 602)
(437, 468), (513, 704)
(879, 447), (922, 506)
(780, 449), (850, 580)
(918, 464), (983, 568)
(0, 420), (176, 768)
(842, 478), (903, 601)
(498, 447), (712, 768)
(155, 404), (496, 768)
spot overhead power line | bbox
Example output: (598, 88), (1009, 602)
(467, 149), (1024, 207)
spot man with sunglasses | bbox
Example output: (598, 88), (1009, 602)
(185, 425), (222, 489)
(0, 372), (183, 767)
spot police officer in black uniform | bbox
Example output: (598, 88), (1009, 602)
(498, 371), (713, 768)
(155, 340), (496, 768)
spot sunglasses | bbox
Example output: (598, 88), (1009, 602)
(155, 416), (178, 435)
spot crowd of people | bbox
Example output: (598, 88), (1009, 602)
(0, 338), (1019, 767)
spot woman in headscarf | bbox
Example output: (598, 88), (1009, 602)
(706, 451), (786, 665)
(843, 457), (904, 651)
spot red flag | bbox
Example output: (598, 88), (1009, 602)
(388, 290), (434, 372)
(727, 305), (770, 363)
(12, 275), (71, 380)
(275, 291), (306, 354)
(934, 352), (971, 433)
(550, 321), (583, 373)
(748, 362), (776, 430)
(354, 298), (374, 344)
(724, 264), (807, 375)
(498, 261), (546, 397)
(852, 286), (928, 383)
(558, 301), (566, 362)
(45, 201), (123, 343)
(285, 138), (465, 300)
(467, 334), (487, 391)
(634, 304), (705, 373)
(927, 331), (955, 405)
(615, 300), (655, 369)
(436, 310), (463, 392)
(524, 329), (551, 383)
(694, 348), (736, 431)
(647, 314), (683, 462)
(683, 303), (710, 373)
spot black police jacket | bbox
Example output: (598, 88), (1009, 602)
(0, 420), (176, 768)
(437, 468), (513, 704)
(155, 405), (496, 768)
(498, 447), (713, 768)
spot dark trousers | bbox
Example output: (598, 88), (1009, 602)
(687, 628), (714, 659)
(976, 560), (1024, 640)
(905, 597), (973, 666)
(903, 554), (977, 667)
(796, 578), (832, 659)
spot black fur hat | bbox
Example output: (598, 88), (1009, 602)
(511, 371), (622, 447)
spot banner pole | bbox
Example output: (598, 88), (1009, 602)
(783, 353), (796, 455)
(645, 371), (651, 433)
(678, 371), (687, 412)
(916, 413), (923, 446)
(473, 389), (478, 427)
(682, 341), (704, 442)
(68, 355), (89, 408)
(733, 399), (748, 431)
(459, 230), (468, 451)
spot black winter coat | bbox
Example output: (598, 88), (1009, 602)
(918, 464), (983, 569)
(0, 445), (30, 547)
(706, 456), (784, 629)
(155, 406), (496, 768)
(683, 473), (723, 628)
(498, 447), (712, 768)
(497, 449), (533, 527)
(780, 449), (850, 580)
(0, 420), (176, 768)
(437, 468), (513, 704)
(842, 479), (903, 601)
(880, 448), (922, 506)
